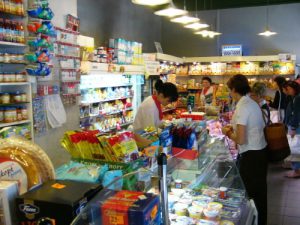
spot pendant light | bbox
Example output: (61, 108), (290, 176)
(258, 1), (277, 36)
(132, 0), (171, 6)
(184, 0), (209, 30)
(154, 2), (187, 18)
(170, 0), (199, 24)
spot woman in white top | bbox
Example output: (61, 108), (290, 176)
(222, 75), (268, 225)
(200, 76), (215, 106)
(133, 79), (178, 131)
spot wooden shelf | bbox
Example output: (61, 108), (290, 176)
(0, 120), (31, 128)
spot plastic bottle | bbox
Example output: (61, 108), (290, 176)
(19, 22), (24, 43)
(11, 21), (17, 42)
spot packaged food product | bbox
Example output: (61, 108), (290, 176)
(13, 91), (22, 102)
(2, 93), (10, 104)
(220, 220), (235, 225)
(208, 202), (223, 211)
(56, 161), (109, 183)
(198, 219), (219, 225)
(4, 107), (16, 123)
(0, 138), (55, 194)
(203, 208), (220, 220)
(99, 189), (160, 225)
(0, 107), (3, 122)
(188, 206), (203, 219)
(174, 203), (188, 216)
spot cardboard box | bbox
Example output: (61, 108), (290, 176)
(0, 181), (19, 225)
(16, 180), (102, 225)
(99, 190), (160, 225)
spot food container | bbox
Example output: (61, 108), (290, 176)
(20, 92), (27, 102)
(219, 187), (228, 199)
(16, 73), (26, 82)
(174, 203), (188, 216)
(175, 179), (183, 189)
(203, 208), (220, 220)
(0, 73), (3, 82)
(180, 112), (206, 121)
(1, 93), (10, 104)
(178, 198), (193, 205)
(4, 107), (17, 123)
(208, 202), (223, 211)
(0, 107), (4, 122)
(220, 220), (235, 225)
(20, 106), (28, 120)
(13, 92), (22, 103)
(188, 206), (203, 219)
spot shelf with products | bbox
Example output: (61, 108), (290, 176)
(81, 96), (134, 105)
(0, 119), (30, 128)
(0, 41), (26, 47)
(80, 107), (133, 119)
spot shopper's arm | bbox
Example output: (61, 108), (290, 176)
(227, 124), (246, 145)
(290, 96), (300, 131)
(269, 91), (280, 109)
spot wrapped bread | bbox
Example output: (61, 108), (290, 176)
(0, 137), (55, 194)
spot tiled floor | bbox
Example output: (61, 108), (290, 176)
(267, 163), (300, 225)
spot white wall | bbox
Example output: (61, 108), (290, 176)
(34, 0), (78, 167)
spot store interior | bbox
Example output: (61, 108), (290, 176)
(1, 0), (300, 224)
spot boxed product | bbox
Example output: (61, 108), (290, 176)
(98, 189), (160, 225)
(0, 181), (19, 225)
(16, 180), (102, 225)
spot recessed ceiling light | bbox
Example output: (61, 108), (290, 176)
(184, 22), (209, 30)
(132, 0), (171, 6)
(154, 7), (187, 17)
(170, 15), (200, 24)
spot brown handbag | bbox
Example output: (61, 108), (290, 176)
(262, 109), (291, 162)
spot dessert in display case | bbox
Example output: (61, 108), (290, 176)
(71, 137), (257, 225)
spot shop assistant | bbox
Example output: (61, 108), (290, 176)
(133, 79), (178, 131)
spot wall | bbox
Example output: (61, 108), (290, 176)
(161, 3), (300, 63)
(34, 0), (78, 167)
(77, 0), (162, 52)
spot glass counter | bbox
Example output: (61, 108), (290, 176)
(71, 137), (257, 225)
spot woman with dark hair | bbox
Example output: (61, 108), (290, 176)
(133, 79), (178, 131)
(200, 76), (215, 106)
(222, 74), (268, 225)
(284, 81), (300, 178)
(268, 76), (288, 122)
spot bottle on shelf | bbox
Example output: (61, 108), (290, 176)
(0, 0), (4, 12)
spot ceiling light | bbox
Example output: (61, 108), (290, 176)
(184, 22), (209, 30)
(132, 0), (171, 6)
(170, 15), (200, 24)
(258, 30), (277, 36)
(195, 30), (221, 38)
(154, 6), (187, 17)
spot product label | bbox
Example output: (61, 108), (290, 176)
(19, 204), (39, 215)
(0, 159), (27, 194)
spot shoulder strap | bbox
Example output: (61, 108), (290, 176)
(261, 108), (270, 126)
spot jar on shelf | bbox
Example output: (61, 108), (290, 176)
(16, 73), (26, 82)
(3, 53), (9, 63)
(13, 91), (22, 103)
(21, 106), (28, 120)
(20, 92), (27, 102)
(4, 107), (16, 123)
(9, 73), (16, 82)
(16, 107), (22, 121)
(0, 53), (4, 62)
(0, 73), (3, 82)
(0, 107), (3, 123)
(1, 93), (10, 104)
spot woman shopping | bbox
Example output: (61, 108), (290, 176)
(284, 81), (300, 178)
(133, 79), (178, 131)
(268, 76), (288, 122)
(222, 74), (268, 225)
(200, 76), (215, 106)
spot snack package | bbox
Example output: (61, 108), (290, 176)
(102, 170), (123, 190)
(56, 161), (108, 183)
(0, 138), (55, 194)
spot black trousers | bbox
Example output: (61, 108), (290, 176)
(238, 149), (268, 225)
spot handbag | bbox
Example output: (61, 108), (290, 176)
(262, 109), (291, 162)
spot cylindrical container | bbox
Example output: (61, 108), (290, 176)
(1, 93), (10, 104)
(219, 187), (228, 199)
(9, 73), (16, 82)
(0, 107), (4, 122)
(175, 179), (183, 189)
(13, 91), (22, 102)
(3, 53), (9, 63)
(17, 107), (22, 121)
(188, 206), (203, 219)
(174, 203), (187, 216)
(16, 73), (26, 82)
(3, 73), (10, 82)
(20, 92), (27, 102)
(0, 73), (3, 82)
(4, 107), (16, 123)
(21, 106), (28, 120)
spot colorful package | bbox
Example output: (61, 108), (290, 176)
(99, 190), (160, 225)
(56, 161), (108, 183)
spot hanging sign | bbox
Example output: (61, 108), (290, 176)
(66, 14), (80, 32)
(222, 44), (242, 56)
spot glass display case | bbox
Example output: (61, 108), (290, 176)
(71, 137), (257, 225)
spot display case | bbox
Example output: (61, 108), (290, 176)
(71, 137), (257, 225)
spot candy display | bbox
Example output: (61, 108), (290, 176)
(0, 137), (55, 194)
(27, 5), (54, 20)
(0, 0), (25, 16)
(0, 19), (25, 43)
(61, 130), (141, 162)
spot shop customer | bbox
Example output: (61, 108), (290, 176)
(200, 76), (215, 106)
(133, 79), (178, 131)
(284, 81), (300, 178)
(268, 76), (288, 122)
(250, 82), (271, 124)
(222, 74), (268, 225)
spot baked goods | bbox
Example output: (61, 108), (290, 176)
(0, 138), (55, 194)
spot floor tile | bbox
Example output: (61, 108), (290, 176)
(268, 213), (284, 225)
(283, 216), (300, 225)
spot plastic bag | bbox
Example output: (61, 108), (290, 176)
(288, 135), (300, 155)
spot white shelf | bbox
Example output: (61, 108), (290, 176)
(80, 83), (133, 89)
(0, 41), (26, 47)
(81, 96), (134, 105)
(0, 82), (30, 86)
(0, 120), (31, 128)
(88, 62), (145, 75)
(80, 108), (133, 119)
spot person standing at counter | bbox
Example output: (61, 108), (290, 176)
(133, 79), (178, 131)
(200, 76), (215, 106)
(222, 74), (268, 225)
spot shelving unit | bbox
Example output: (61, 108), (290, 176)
(0, 1), (34, 140)
(79, 63), (145, 132)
